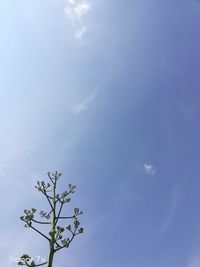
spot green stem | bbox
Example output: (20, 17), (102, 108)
(47, 177), (57, 267)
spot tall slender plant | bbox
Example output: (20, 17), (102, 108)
(18, 171), (84, 267)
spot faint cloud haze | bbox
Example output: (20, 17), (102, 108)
(158, 186), (178, 236)
(74, 26), (86, 39)
(186, 253), (200, 267)
(64, 0), (91, 40)
(144, 163), (156, 175)
(72, 91), (96, 114)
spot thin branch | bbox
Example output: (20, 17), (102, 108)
(44, 194), (53, 210)
(37, 188), (54, 211)
(34, 262), (48, 267)
(54, 239), (62, 250)
(23, 261), (31, 267)
(35, 185), (53, 200)
(22, 261), (30, 267)
(67, 232), (76, 246)
(55, 202), (63, 225)
(27, 223), (50, 242)
(32, 219), (51, 225)
(54, 242), (68, 252)
(23, 260), (47, 267)
(47, 209), (53, 217)
(47, 172), (56, 185)
(40, 190), (53, 200)
(45, 189), (52, 193)
(56, 215), (75, 220)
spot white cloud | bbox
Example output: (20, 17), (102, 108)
(72, 91), (96, 114)
(144, 163), (156, 175)
(64, 0), (91, 40)
(74, 2), (91, 19)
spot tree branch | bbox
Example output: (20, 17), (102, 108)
(34, 262), (47, 267)
(27, 223), (50, 242)
(23, 260), (47, 267)
(55, 202), (63, 226)
(56, 215), (75, 220)
(54, 239), (62, 250)
(47, 209), (53, 217)
(32, 219), (51, 225)
(44, 194), (53, 210)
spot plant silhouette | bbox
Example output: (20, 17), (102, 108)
(18, 171), (83, 267)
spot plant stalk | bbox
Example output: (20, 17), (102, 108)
(47, 178), (57, 267)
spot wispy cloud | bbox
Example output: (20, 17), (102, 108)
(144, 163), (156, 175)
(186, 253), (200, 267)
(158, 186), (178, 235)
(64, 0), (91, 40)
(71, 91), (96, 114)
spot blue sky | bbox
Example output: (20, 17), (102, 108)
(1, 0), (200, 266)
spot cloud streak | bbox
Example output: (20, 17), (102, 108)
(71, 91), (96, 114)
(64, 0), (91, 40)
(158, 186), (177, 235)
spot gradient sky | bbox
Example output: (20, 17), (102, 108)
(1, 0), (200, 267)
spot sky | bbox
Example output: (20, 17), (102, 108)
(0, 0), (200, 266)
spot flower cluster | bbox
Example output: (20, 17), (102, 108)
(20, 209), (36, 227)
